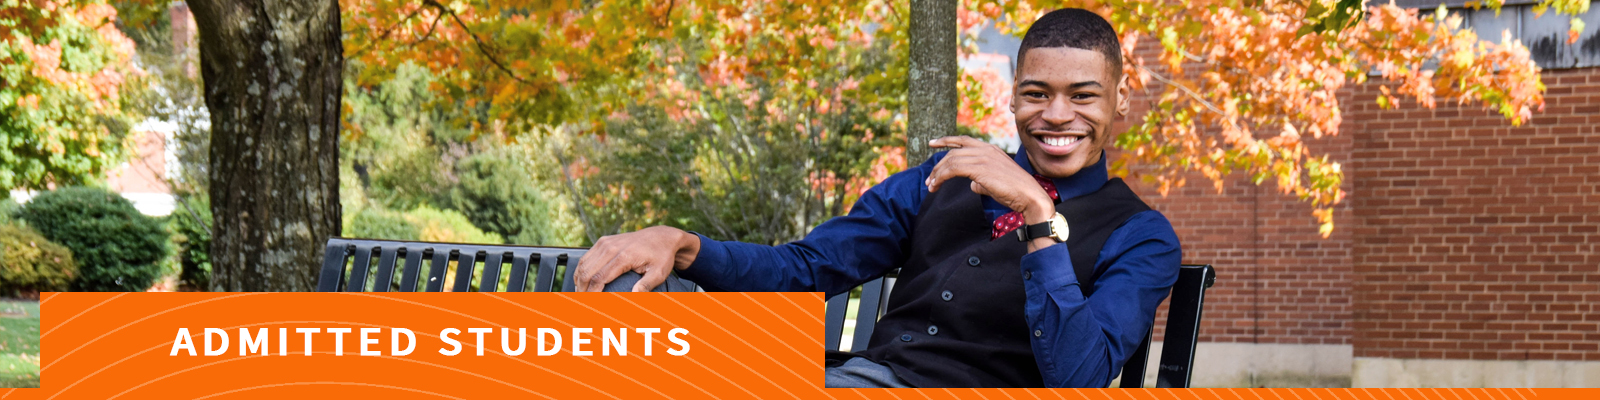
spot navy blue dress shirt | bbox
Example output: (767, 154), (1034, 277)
(679, 150), (1183, 388)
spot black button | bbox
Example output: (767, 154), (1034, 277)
(900, 334), (912, 342)
(1024, 271), (1032, 280)
(967, 256), (980, 266)
(927, 325), (939, 335)
(940, 290), (953, 301)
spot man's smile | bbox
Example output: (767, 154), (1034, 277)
(1032, 131), (1088, 156)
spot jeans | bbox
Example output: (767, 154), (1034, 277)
(825, 357), (915, 388)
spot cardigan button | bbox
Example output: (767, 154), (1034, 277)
(900, 334), (912, 342)
(927, 325), (939, 336)
(940, 290), (953, 301)
(1024, 271), (1032, 280)
(1034, 329), (1043, 337)
(967, 256), (980, 266)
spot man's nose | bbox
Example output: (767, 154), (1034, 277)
(1041, 97), (1075, 127)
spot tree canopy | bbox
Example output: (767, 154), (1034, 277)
(966, 0), (1576, 236)
(343, 0), (1582, 237)
(344, 0), (912, 243)
(1, 0), (138, 191)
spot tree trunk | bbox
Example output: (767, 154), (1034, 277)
(189, 0), (343, 291)
(907, 0), (959, 164)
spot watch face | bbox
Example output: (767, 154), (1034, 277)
(1050, 215), (1070, 241)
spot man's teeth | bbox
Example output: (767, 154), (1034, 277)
(1042, 136), (1079, 147)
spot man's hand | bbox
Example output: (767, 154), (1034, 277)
(572, 226), (701, 292)
(926, 136), (1056, 225)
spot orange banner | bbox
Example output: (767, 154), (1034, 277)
(5, 293), (1596, 399)
(14, 292), (821, 399)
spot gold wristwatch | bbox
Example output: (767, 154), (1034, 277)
(1016, 212), (1069, 243)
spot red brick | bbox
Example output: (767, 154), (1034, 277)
(1127, 65), (1600, 360)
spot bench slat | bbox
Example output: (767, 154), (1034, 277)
(370, 247), (399, 292)
(479, 252), (506, 292)
(317, 242), (349, 292)
(824, 292), (849, 351)
(345, 246), (374, 292)
(426, 249), (451, 292)
(1154, 264), (1214, 388)
(452, 250), (478, 292)
(850, 277), (886, 352)
(560, 253), (582, 292)
(533, 254), (558, 292)
(506, 252), (532, 292)
(398, 248), (425, 292)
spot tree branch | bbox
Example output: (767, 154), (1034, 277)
(407, 12), (445, 48)
(423, 0), (534, 85)
(346, 6), (426, 59)
(1143, 65), (1226, 116)
(552, 139), (601, 244)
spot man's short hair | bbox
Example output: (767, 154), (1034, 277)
(1017, 8), (1123, 76)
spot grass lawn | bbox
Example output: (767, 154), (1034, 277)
(0, 300), (39, 388)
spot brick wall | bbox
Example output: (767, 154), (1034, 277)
(1124, 65), (1600, 361)
(1345, 66), (1600, 361)
(1119, 139), (1356, 347)
(1116, 40), (1357, 347)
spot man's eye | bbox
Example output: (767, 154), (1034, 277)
(1072, 94), (1098, 100)
(1023, 92), (1048, 99)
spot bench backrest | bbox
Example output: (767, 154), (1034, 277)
(319, 238), (1211, 387)
(318, 238), (699, 293)
(823, 264), (1216, 388)
(319, 237), (586, 292)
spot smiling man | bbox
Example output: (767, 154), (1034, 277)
(572, 8), (1181, 388)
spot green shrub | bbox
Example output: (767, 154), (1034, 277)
(346, 206), (420, 241)
(0, 198), (19, 224)
(344, 205), (501, 244)
(0, 224), (78, 295)
(403, 206), (503, 244)
(16, 187), (170, 292)
(444, 149), (570, 245)
(169, 194), (212, 290)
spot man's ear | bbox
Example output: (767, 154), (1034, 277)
(1009, 79), (1019, 114)
(1115, 73), (1132, 118)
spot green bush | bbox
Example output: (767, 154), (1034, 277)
(169, 194), (212, 290)
(344, 205), (502, 244)
(347, 206), (419, 241)
(0, 224), (77, 295)
(444, 149), (573, 245)
(0, 198), (18, 224)
(403, 205), (503, 244)
(16, 187), (170, 292)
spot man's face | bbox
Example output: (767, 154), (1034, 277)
(1011, 47), (1130, 178)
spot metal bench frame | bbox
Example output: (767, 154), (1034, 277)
(319, 237), (585, 293)
(824, 264), (1217, 388)
(316, 238), (1212, 388)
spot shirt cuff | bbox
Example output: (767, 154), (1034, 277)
(1020, 242), (1082, 292)
(678, 232), (729, 288)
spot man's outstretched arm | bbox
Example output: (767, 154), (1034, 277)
(573, 155), (941, 296)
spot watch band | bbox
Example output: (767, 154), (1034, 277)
(1017, 221), (1053, 242)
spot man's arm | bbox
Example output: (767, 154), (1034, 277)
(1021, 211), (1181, 388)
(679, 165), (926, 296)
(573, 154), (941, 296)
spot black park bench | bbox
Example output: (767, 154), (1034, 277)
(317, 237), (1215, 388)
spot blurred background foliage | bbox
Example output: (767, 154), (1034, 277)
(339, 61), (579, 247)
(13, 187), (168, 292)
(0, 0), (1577, 292)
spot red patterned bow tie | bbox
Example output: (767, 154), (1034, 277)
(991, 175), (1060, 240)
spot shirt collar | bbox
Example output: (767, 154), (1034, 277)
(1014, 151), (1109, 202)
